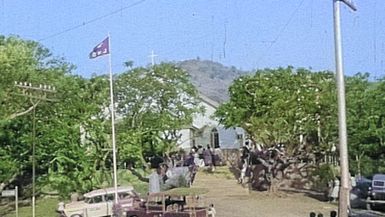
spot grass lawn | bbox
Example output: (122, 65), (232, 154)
(1, 169), (149, 217)
(3, 197), (60, 217)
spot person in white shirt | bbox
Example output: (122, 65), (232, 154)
(239, 159), (248, 184)
(148, 164), (168, 193)
(207, 204), (216, 217)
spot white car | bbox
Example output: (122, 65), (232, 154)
(57, 186), (141, 217)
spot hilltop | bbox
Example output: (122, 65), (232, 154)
(177, 59), (250, 103)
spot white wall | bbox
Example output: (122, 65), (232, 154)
(177, 97), (245, 150)
(178, 129), (192, 150)
(192, 100), (218, 129)
(218, 127), (245, 149)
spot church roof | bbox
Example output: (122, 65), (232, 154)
(198, 93), (220, 109)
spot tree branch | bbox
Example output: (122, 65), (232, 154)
(127, 167), (149, 183)
(7, 99), (40, 120)
(0, 173), (19, 192)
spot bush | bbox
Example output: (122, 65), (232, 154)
(311, 164), (337, 191)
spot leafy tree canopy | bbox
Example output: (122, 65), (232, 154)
(116, 63), (202, 165)
(215, 67), (337, 154)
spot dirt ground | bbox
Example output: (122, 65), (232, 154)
(193, 167), (338, 217)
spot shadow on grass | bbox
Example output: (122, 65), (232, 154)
(280, 187), (328, 202)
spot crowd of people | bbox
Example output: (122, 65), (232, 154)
(145, 146), (221, 216)
(190, 144), (224, 171)
(147, 144), (224, 194)
(236, 142), (288, 189)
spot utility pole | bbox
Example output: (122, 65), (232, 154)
(332, 1), (356, 216)
(14, 82), (56, 217)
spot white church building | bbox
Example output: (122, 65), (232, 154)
(177, 94), (245, 150)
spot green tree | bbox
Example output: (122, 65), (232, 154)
(215, 67), (340, 191)
(0, 36), (113, 197)
(43, 76), (112, 197)
(346, 74), (385, 176)
(367, 78), (385, 173)
(215, 67), (337, 155)
(116, 63), (202, 167)
(0, 36), (73, 192)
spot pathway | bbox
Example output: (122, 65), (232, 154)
(193, 167), (337, 217)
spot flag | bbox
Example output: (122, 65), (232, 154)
(89, 37), (109, 59)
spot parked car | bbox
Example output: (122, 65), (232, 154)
(350, 176), (372, 208)
(125, 187), (210, 217)
(366, 174), (385, 210)
(57, 186), (141, 217)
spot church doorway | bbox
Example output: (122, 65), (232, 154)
(210, 128), (220, 148)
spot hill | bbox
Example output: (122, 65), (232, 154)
(177, 59), (250, 103)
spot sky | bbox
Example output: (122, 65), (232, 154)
(1, 0), (385, 79)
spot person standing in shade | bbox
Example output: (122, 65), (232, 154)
(330, 177), (340, 202)
(330, 210), (337, 217)
(203, 145), (214, 171)
(239, 159), (248, 184)
(210, 145), (217, 171)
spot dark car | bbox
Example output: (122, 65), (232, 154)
(350, 177), (372, 208)
(125, 187), (210, 217)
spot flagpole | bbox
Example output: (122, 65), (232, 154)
(107, 34), (119, 204)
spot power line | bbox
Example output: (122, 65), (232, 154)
(38, 0), (147, 41)
(254, 0), (305, 67)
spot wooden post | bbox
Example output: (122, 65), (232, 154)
(162, 194), (165, 213)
